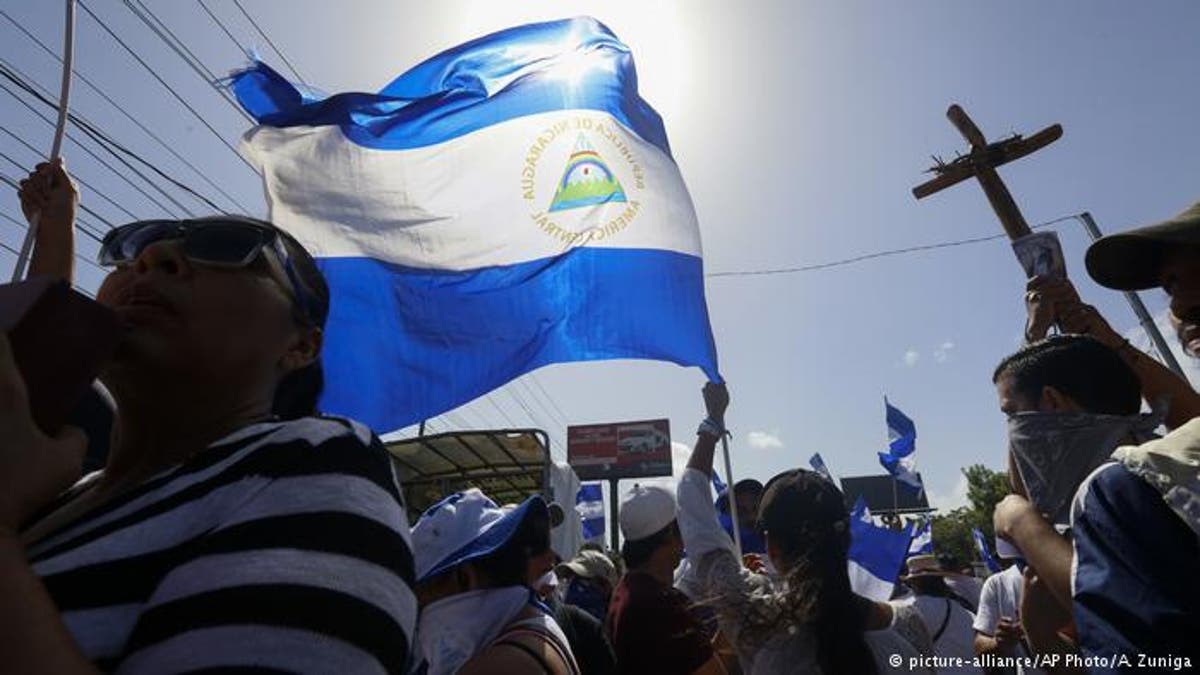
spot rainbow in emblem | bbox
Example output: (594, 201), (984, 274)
(548, 133), (628, 212)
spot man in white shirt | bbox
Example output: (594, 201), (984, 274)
(973, 564), (1045, 675)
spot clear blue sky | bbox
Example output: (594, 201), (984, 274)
(2, 1), (1199, 513)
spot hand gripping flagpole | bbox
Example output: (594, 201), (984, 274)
(12, 0), (76, 283)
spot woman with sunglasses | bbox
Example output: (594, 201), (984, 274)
(3, 163), (418, 673)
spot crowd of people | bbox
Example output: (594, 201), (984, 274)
(1, 159), (1198, 674)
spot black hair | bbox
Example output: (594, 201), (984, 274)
(470, 503), (552, 588)
(620, 520), (679, 569)
(265, 225), (331, 420)
(992, 335), (1141, 415)
(753, 469), (877, 675)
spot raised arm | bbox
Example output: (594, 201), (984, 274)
(1025, 275), (1200, 429)
(686, 382), (729, 477)
(18, 160), (78, 283)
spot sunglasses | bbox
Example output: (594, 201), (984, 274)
(99, 218), (322, 324)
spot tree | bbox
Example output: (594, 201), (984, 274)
(929, 464), (1010, 569)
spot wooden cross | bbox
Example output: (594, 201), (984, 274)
(913, 104), (1062, 240)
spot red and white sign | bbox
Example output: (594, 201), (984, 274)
(567, 419), (672, 480)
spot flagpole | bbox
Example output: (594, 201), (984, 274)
(720, 434), (743, 559)
(12, 0), (76, 283)
(891, 476), (898, 527)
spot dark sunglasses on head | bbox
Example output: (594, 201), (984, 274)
(99, 218), (322, 325)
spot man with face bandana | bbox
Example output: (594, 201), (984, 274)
(991, 203), (1200, 670)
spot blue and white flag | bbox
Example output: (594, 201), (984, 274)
(576, 483), (605, 542)
(711, 468), (728, 496)
(972, 527), (1003, 574)
(907, 518), (933, 556)
(847, 497), (911, 602)
(878, 399), (922, 493)
(231, 18), (720, 431)
(809, 452), (834, 483)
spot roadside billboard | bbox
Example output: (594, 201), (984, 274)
(567, 418), (672, 480)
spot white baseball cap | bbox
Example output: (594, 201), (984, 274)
(411, 488), (548, 582)
(619, 483), (677, 542)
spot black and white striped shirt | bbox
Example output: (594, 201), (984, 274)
(24, 416), (417, 673)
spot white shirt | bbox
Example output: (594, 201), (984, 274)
(973, 566), (1045, 675)
(676, 468), (934, 674)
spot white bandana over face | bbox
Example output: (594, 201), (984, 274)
(415, 586), (530, 675)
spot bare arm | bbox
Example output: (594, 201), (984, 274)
(18, 160), (78, 283)
(1020, 571), (1082, 673)
(993, 495), (1073, 609)
(0, 333), (92, 672)
(1026, 276), (1200, 429)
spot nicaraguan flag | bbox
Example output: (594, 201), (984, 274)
(907, 518), (933, 556)
(847, 497), (910, 602)
(972, 527), (1003, 574)
(809, 452), (834, 483)
(230, 18), (719, 431)
(878, 398), (922, 493)
(576, 483), (605, 542)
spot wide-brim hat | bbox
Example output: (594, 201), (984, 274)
(1086, 202), (1200, 291)
(901, 554), (950, 580)
(412, 489), (548, 583)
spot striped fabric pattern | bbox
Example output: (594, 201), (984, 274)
(25, 417), (417, 674)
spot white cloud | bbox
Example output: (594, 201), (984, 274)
(933, 341), (956, 364)
(746, 431), (783, 450)
(903, 350), (920, 367)
(926, 472), (970, 512)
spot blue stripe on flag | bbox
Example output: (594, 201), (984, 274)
(849, 500), (910, 584)
(316, 248), (719, 430)
(908, 519), (933, 556)
(230, 17), (672, 156)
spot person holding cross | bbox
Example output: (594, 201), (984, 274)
(988, 203), (1200, 668)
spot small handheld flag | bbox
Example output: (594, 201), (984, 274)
(907, 518), (933, 556)
(847, 497), (911, 602)
(809, 452), (834, 483)
(972, 527), (1003, 574)
(878, 399), (923, 493)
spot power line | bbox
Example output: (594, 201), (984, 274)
(705, 215), (1081, 278)
(0, 181), (107, 262)
(75, 0), (260, 176)
(0, 59), (222, 214)
(0, 170), (123, 246)
(526, 374), (570, 427)
(0, 133), (133, 224)
(0, 77), (185, 217)
(0, 148), (117, 243)
(196, 0), (249, 55)
(121, 0), (253, 123)
(230, 0), (308, 86)
(485, 393), (519, 428)
(0, 8), (252, 212)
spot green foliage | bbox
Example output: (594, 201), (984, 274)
(928, 464), (1011, 568)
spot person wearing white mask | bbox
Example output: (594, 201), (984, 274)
(411, 489), (580, 675)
